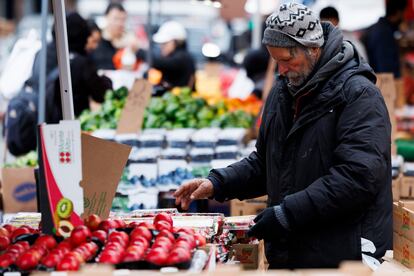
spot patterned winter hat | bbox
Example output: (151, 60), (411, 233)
(262, 3), (324, 48)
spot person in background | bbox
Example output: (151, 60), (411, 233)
(174, 2), (391, 269)
(91, 3), (138, 69)
(242, 21), (270, 99)
(86, 20), (102, 54)
(28, 12), (112, 121)
(363, 0), (407, 78)
(145, 21), (196, 89)
(319, 6), (368, 61)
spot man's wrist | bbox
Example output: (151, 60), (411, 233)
(273, 205), (291, 231)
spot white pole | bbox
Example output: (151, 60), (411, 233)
(52, 0), (75, 120)
(38, 0), (48, 124)
(252, 0), (262, 49)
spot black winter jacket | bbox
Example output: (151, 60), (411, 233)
(208, 23), (392, 268)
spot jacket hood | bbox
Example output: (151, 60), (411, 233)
(287, 22), (376, 98)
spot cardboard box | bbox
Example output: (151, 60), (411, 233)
(394, 232), (403, 263)
(393, 233), (414, 269)
(393, 176), (401, 202)
(230, 241), (265, 270)
(230, 196), (267, 216)
(401, 177), (414, 198)
(401, 202), (414, 242)
(394, 202), (403, 234)
(1, 167), (37, 213)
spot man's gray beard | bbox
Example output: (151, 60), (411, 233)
(287, 55), (317, 87)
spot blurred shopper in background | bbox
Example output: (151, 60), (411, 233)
(27, 12), (112, 120)
(363, 0), (407, 78)
(175, 2), (392, 269)
(91, 2), (139, 70)
(146, 21), (196, 89)
(86, 20), (102, 54)
(242, 21), (270, 99)
(319, 6), (368, 61)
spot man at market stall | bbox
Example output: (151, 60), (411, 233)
(137, 21), (196, 90)
(174, 2), (392, 269)
(91, 3), (139, 69)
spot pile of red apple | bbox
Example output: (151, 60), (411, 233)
(0, 212), (206, 272)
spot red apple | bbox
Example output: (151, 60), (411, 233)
(153, 213), (173, 226)
(84, 214), (102, 231)
(70, 225), (91, 247)
(131, 226), (152, 241)
(35, 235), (57, 250)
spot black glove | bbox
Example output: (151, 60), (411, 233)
(247, 206), (289, 241)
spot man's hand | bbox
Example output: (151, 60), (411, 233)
(247, 206), (289, 241)
(173, 179), (214, 210)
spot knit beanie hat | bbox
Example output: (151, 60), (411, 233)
(262, 3), (324, 48)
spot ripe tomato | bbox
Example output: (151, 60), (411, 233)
(11, 227), (30, 241)
(109, 231), (129, 245)
(0, 253), (14, 268)
(70, 226), (91, 247)
(157, 229), (175, 243)
(153, 237), (173, 251)
(0, 227), (10, 238)
(0, 236), (10, 251)
(146, 247), (168, 266)
(57, 256), (80, 271)
(84, 214), (102, 231)
(41, 253), (61, 268)
(167, 247), (191, 265)
(98, 219), (118, 232)
(194, 233), (206, 247)
(138, 221), (154, 230)
(154, 220), (172, 232)
(176, 234), (196, 249)
(35, 235), (57, 250)
(129, 236), (149, 250)
(153, 213), (173, 226)
(131, 226), (152, 241)
(16, 252), (39, 270)
(91, 230), (107, 244)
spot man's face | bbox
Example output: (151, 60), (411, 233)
(267, 46), (319, 86)
(106, 9), (127, 39)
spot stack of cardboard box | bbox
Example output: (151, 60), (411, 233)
(393, 201), (414, 268)
(230, 196), (267, 217)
